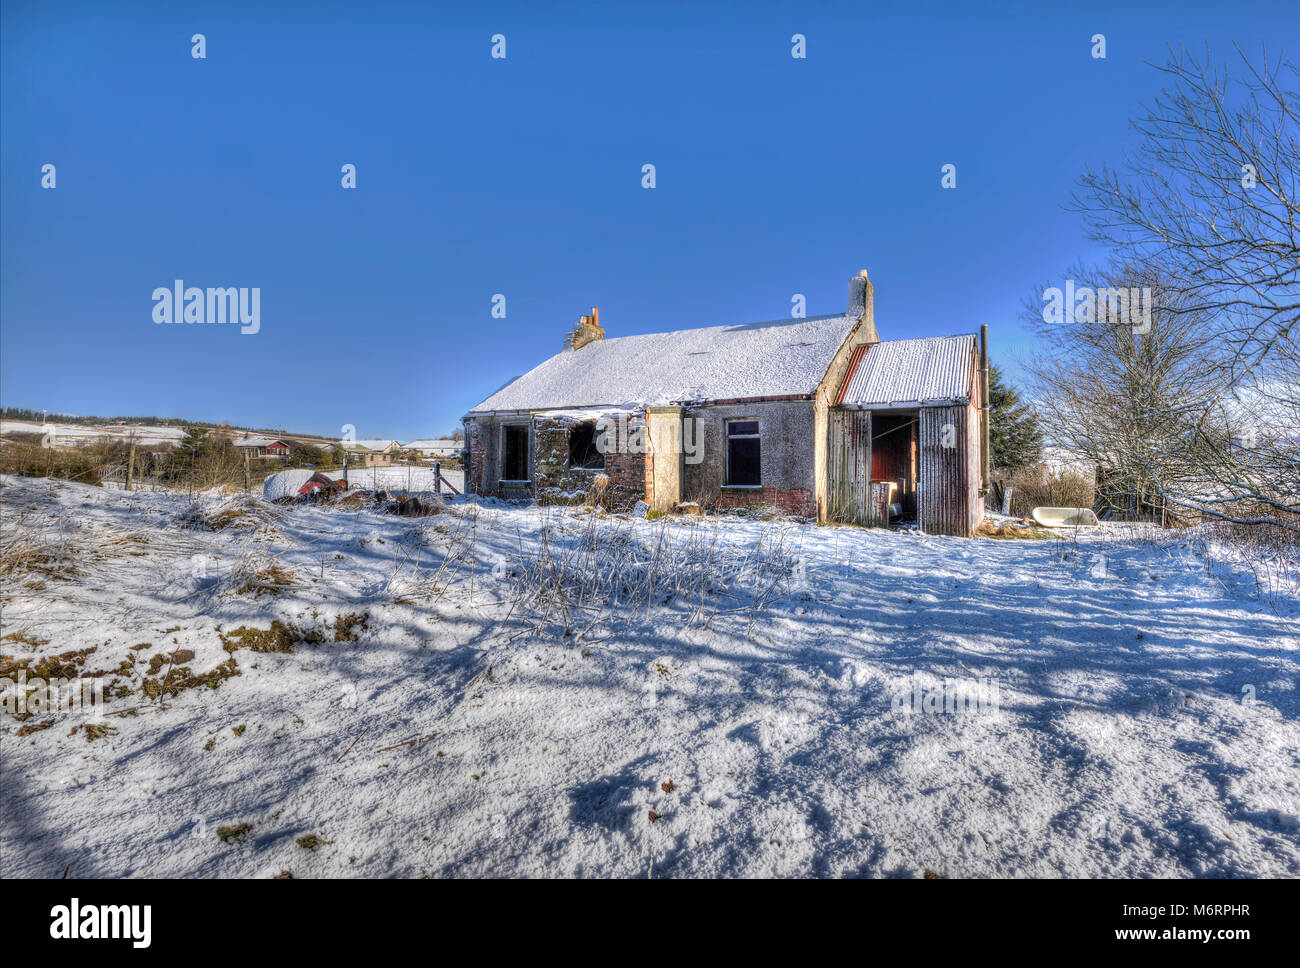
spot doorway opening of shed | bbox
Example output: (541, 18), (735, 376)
(871, 410), (918, 522)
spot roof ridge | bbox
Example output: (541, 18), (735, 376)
(467, 313), (860, 414)
(592, 313), (851, 345)
(877, 332), (977, 343)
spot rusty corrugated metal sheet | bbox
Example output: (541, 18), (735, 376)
(839, 335), (977, 409)
(918, 404), (980, 537)
(827, 409), (872, 524)
(834, 344), (869, 406)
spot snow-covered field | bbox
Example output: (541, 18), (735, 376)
(1, 476), (1297, 878)
(262, 467), (464, 499)
(0, 420), (188, 446)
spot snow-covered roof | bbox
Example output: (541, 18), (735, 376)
(837, 334), (977, 409)
(468, 314), (860, 413)
(404, 438), (460, 450)
(345, 439), (400, 452)
(233, 434), (287, 448)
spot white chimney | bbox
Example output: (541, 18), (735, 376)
(847, 269), (878, 342)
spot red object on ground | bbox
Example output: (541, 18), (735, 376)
(297, 472), (340, 495)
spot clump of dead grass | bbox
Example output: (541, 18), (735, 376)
(233, 562), (298, 597)
(177, 495), (282, 533)
(82, 723), (118, 742)
(494, 508), (798, 637)
(1, 630), (50, 648)
(976, 520), (1053, 540)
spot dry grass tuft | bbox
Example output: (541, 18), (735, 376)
(976, 520), (1053, 540)
(234, 563), (297, 597)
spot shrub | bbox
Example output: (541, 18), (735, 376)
(997, 464), (1095, 518)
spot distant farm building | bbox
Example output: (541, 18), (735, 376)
(232, 434), (290, 459)
(404, 438), (461, 459)
(344, 439), (402, 467)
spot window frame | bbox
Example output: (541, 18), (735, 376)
(567, 421), (606, 471)
(724, 418), (762, 488)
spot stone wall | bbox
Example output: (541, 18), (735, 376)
(469, 402), (817, 516)
(464, 413), (532, 500)
(466, 410), (646, 509)
(681, 400), (816, 516)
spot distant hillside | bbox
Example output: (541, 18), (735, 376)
(0, 407), (335, 444)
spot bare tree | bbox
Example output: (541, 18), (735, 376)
(1026, 262), (1236, 520)
(1066, 46), (1300, 532)
(1073, 44), (1298, 376)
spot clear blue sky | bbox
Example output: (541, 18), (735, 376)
(1, 0), (1293, 439)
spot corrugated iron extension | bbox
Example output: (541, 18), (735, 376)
(917, 404), (982, 536)
(830, 330), (985, 537)
(837, 334), (977, 409)
(827, 408), (873, 524)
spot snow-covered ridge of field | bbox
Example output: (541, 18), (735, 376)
(262, 467), (464, 499)
(1, 476), (1296, 878)
(0, 420), (189, 446)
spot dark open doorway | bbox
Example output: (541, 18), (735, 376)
(871, 411), (918, 521)
(503, 425), (529, 481)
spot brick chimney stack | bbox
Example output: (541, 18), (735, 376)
(565, 305), (606, 351)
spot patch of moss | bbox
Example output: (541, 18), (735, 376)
(83, 723), (118, 742)
(217, 823), (252, 844)
(220, 622), (297, 654)
(333, 613), (369, 642)
(29, 647), (97, 681)
(218, 615), (368, 653)
(15, 718), (55, 737)
(296, 834), (332, 849)
(141, 657), (241, 698)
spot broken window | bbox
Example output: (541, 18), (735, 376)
(502, 425), (529, 481)
(725, 419), (761, 486)
(568, 421), (604, 469)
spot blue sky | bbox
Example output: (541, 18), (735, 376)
(1, 0), (1293, 439)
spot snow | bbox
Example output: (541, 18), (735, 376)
(231, 434), (286, 448)
(2, 475), (1297, 878)
(0, 420), (188, 447)
(262, 467), (464, 499)
(469, 314), (860, 412)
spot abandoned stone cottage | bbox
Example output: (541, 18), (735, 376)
(463, 270), (990, 536)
